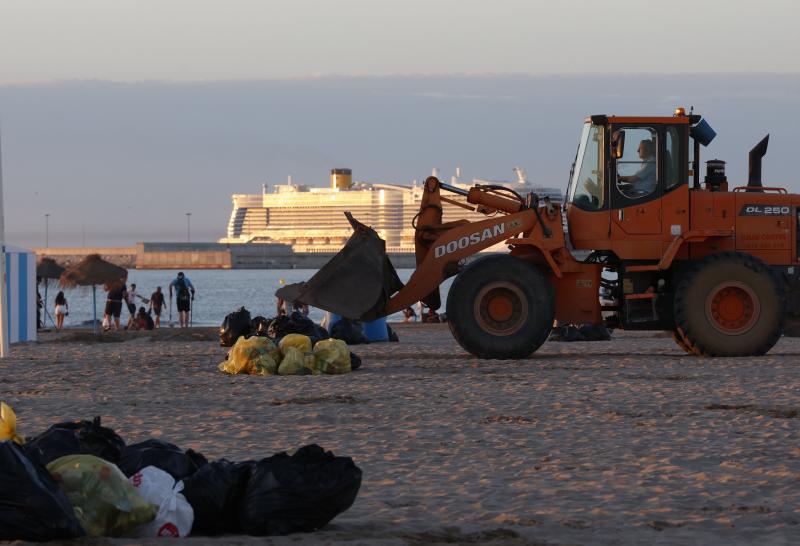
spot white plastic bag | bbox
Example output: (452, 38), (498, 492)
(127, 466), (194, 537)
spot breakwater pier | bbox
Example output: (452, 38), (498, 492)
(34, 242), (419, 270)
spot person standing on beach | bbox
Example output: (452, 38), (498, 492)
(54, 291), (69, 330)
(169, 272), (195, 328)
(103, 281), (126, 331)
(148, 286), (165, 328)
(36, 289), (43, 329)
(125, 283), (140, 330)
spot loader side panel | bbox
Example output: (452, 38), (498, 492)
(549, 268), (603, 325)
(733, 192), (793, 265)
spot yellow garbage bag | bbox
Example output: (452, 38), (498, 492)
(0, 402), (24, 444)
(279, 333), (312, 355)
(277, 346), (312, 375)
(313, 338), (352, 375)
(47, 454), (157, 537)
(218, 336), (280, 375)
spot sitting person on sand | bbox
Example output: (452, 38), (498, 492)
(136, 307), (154, 331)
(402, 307), (417, 323)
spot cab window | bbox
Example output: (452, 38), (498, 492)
(665, 126), (681, 190)
(616, 127), (657, 199)
(571, 125), (605, 210)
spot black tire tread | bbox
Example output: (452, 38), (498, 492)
(447, 255), (554, 359)
(673, 252), (785, 357)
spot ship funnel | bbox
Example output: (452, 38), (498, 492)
(747, 135), (769, 193)
(331, 168), (352, 190)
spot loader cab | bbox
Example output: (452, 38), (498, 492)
(565, 113), (691, 260)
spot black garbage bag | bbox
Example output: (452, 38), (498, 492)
(579, 323), (612, 341)
(549, 324), (582, 342)
(220, 307), (252, 347)
(118, 439), (208, 480)
(181, 459), (255, 535)
(268, 313), (329, 344)
(251, 316), (270, 337)
(239, 444), (362, 535)
(24, 416), (125, 466)
(0, 441), (85, 541)
(350, 352), (362, 371)
(331, 318), (367, 345)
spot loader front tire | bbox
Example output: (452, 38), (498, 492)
(673, 252), (785, 356)
(447, 255), (554, 359)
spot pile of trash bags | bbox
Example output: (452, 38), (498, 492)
(219, 334), (360, 376)
(220, 307), (397, 349)
(0, 404), (362, 541)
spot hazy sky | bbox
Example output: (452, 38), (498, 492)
(0, 1), (798, 248)
(1, 0), (798, 83)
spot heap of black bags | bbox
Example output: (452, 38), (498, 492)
(220, 308), (331, 348)
(1, 415), (362, 541)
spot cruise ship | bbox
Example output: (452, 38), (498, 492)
(220, 168), (563, 253)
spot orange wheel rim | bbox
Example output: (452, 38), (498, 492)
(705, 281), (760, 335)
(474, 282), (528, 336)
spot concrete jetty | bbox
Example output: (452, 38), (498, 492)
(34, 242), (419, 270)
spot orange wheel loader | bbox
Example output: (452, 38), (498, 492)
(278, 108), (800, 358)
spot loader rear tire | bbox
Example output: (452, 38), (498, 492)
(673, 252), (785, 357)
(447, 255), (554, 359)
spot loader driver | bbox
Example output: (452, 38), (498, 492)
(618, 139), (656, 196)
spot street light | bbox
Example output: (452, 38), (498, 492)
(45, 213), (50, 248)
(186, 212), (192, 243)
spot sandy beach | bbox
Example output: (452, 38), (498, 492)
(2, 324), (799, 545)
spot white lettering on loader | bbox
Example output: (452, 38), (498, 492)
(434, 223), (506, 258)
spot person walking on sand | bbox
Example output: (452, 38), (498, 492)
(169, 272), (195, 328)
(54, 291), (69, 330)
(148, 286), (165, 328)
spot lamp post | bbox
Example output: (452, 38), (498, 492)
(45, 213), (50, 248)
(186, 212), (191, 243)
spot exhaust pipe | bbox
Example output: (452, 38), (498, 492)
(747, 134), (769, 193)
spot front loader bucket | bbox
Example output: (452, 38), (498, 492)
(275, 212), (404, 321)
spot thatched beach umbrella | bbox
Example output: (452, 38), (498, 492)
(37, 257), (65, 281)
(37, 258), (66, 327)
(59, 254), (127, 333)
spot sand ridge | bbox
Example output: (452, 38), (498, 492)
(1, 324), (799, 545)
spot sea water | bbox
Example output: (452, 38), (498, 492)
(41, 269), (455, 328)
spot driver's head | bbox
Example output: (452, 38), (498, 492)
(638, 139), (655, 159)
